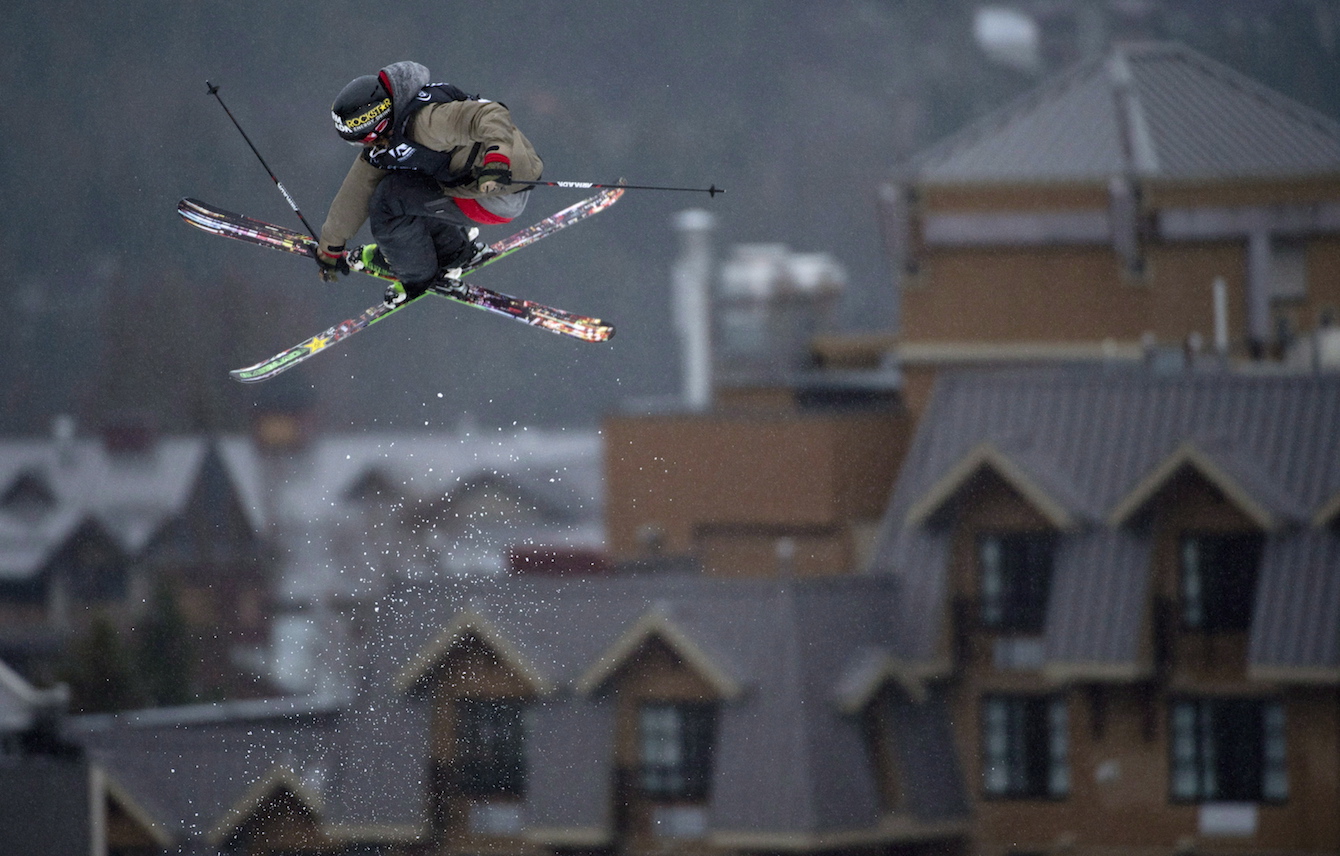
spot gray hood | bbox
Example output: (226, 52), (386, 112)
(379, 60), (432, 124)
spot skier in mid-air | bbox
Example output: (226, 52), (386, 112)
(316, 60), (544, 306)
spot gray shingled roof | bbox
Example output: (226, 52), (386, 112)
(72, 697), (347, 840)
(912, 41), (1340, 184)
(1252, 531), (1340, 676)
(872, 367), (1340, 678)
(71, 573), (968, 848)
(1043, 529), (1152, 668)
(361, 574), (952, 838)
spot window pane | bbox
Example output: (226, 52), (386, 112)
(1181, 539), (1203, 627)
(1180, 534), (1263, 631)
(980, 695), (1066, 799)
(1047, 698), (1069, 797)
(1198, 702), (1218, 799)
(640, 703), (716, 801)
(982, 699), (1010, 795)
(1211, 699), (1263, 801)
(978, 533), (1054, 633)
(1168, 699), (1280, 804)
(1262, 702), (1289, 802)
(1170, 702), (1200, 800)
(456, 699), (525, 796)
(980, 537), (1003, 626)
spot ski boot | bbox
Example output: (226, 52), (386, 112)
(383, 280), (423, 308)
(383, 270), (469, 308)
(441, 227), (495, 278)
(351, 245), (396, 279)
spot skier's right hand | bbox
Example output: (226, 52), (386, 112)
(316, 246), (349, 282)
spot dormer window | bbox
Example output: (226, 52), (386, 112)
(455, 698), (526, 797)
(978, 532), (1055, 634)
(1179, 532), (1263, 632)
(639, 702), (717, 801)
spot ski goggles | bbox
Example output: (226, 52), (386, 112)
(334, 98), (393, 146)
(352, 117), (391, 146)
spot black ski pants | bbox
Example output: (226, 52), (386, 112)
(368, 172), (473, 286)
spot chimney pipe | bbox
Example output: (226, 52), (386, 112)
(673, 209), (715, 410)
(1212, 276), (1229, 357)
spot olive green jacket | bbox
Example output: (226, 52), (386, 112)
(319, 77), (542, 254)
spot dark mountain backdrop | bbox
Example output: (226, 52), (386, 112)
(4, 0), (1338, 434)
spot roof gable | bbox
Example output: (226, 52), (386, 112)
(408, 472), (554, 531)
(207, 765), (325, 849)
(575, 611), (742, 699)
(103, 769), (174, 849)
(343, 468), (403, 504)
(833, 648), (935, 711)
(0, 506), (85, 583)
(0, 658), (68, 732)
(393, 610), (552, 696)
(876, 369), (1340, 673)
(913, 41), (1340, 184)
(1106, 440), (1289, 530)
(888, 371), (1339, 534)
(1316, 490), (1340, 528)
(181, 444), (263, 535)
(903, 441), (1080, 530)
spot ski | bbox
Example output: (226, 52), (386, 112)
(177, 189), (622, 382)
(177, 187), (623, 284)
(227, 276), (614, 383)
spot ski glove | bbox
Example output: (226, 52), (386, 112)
(316, 246), (349, 282)
(476, 154), (512, 194)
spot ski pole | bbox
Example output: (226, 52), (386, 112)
(205, 80), (320, 239)
(509, 179), (725, 198)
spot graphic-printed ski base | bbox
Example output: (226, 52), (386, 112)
(227, 275), (613, 382)
(177, 188), (622, 382)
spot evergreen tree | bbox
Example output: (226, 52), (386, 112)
(137, 576), (195, 706)
(61, 615), (145, 714)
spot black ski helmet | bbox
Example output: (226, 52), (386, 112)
(332, 73), (393, 144)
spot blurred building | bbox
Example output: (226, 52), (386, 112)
(72, 575), (970, 855)
(0, 658), (168, 854)
(54, 365), (1340, 856)
(606, 37), (1340, 856)
(6, 37), (1338, 856)
(867, 40), (1340, 414)
(258, 428), (605, 697)
(0, 421), (604, 704)
(607, 212), (911, 580)
(872, 368), (1339, 856)
(0, 420), (271, 701)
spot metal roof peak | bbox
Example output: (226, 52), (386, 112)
(910, 40), (1340, 184)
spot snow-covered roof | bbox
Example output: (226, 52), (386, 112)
(268, 428), (602, 526)
(262, 429), (605, 599)
(0, 437), (232, 582)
